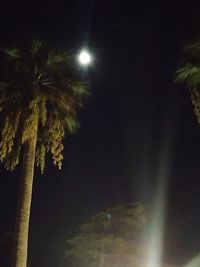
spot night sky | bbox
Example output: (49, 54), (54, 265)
(1, 1), (200, 266)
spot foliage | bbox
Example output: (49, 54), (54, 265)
(0, 39), (89, 173)
(175, 39), (200, 124)
(66, 202), (146, 266)
(80, 202), (146, 238)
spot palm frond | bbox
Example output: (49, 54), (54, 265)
(0, 48), (20, 58)
(183, 40), (200, 56)
(175, 64), (200, 87)
(30, 39), (46, 56)
(47, 50), (71, 66)
(70, 81), (89, 95)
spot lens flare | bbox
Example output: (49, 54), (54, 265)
(143, 128), (173, 267)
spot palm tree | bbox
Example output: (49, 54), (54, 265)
(175, 39), (200, 124)
(0, 39), (89, 267)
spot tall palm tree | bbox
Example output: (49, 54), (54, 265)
(175, 39), (200, 123)
(0, 39), (89, 267)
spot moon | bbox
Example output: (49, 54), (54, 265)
(78, 50), (92, 65)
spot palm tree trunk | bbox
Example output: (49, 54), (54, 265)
(12, 128), (38, 267)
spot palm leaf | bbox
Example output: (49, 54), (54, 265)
(30, 39), (46, 56)
(47, 50), (71, 66)
(71, 81), (89, 95)
(0, 48), (20, 58)
(175, 64), (200, 87)
(183, 40), (200, 57)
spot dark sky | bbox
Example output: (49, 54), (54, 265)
(1, 0), (200, 266)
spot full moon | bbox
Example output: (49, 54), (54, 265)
(78, 50), (92, 65)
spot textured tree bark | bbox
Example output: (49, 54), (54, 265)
(12, 129), (37, 267)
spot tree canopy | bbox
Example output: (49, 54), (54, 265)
(0, 39), (89, 173)
(66, 202), (146, 267)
